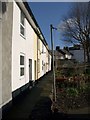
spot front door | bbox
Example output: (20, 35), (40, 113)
(29, 59), (32, 81)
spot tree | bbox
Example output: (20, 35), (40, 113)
(60, 2), (90, 63)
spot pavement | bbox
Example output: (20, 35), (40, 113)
(2, 71), (53, 120)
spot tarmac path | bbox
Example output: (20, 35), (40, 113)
(3, 71), (53, 120)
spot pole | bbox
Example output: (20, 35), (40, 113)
(50, 24), (53, 70)
(50, 24), (56, 102)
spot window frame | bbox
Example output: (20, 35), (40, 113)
(20, 10), (25, 38)
(20, 53), (25, 78)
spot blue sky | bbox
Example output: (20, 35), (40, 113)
(29, 2), (74, 49)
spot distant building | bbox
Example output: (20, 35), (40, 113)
(55, 46), (73, 60)
(63, 49), (73, 60)
(54, 46), (73, 69)
(55, 46), (66, 60)
(55, 45), (85, 63)
(69, 45), (84, 63)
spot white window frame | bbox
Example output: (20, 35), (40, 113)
(20, 53), (25, 78)
(20, 10), (25, 39)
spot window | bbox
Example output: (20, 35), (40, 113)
(20, 54), (25, 76)
(42, 61), (44, 70)
(38, 39), (40, 51)
(46, 50), (48, 57)
(42, 44), (44, 53)
(48, 55), (50, 65)
(20, 11), (25, 37)
(38, 59), (40, 73)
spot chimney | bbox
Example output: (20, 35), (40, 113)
(56, 46), (60, 50)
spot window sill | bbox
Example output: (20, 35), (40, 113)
(20, 75), (25, 80)
(20, 34), (26, 39)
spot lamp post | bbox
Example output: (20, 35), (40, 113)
(50, 24), (57, 102)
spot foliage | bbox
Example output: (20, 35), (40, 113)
(56, 68), (75, 77)
(66, 88), (79, 97)
(55, 70), (61, 78)
(85, 68), (90, 75)
(56, 63), (90, 111)
(80, 83), (90, 94)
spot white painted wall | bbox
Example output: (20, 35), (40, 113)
(41, 44), (51, 73)
(12, 1), (34, 92)
(48, 54), (52, 71)
(65, 54), (72, 59)
(25, 16), (34, 82)
(11, 1), (52, 92)
(46, 49), (49, 73)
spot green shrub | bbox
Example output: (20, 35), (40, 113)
(86, 69), (90, 75)
(66, 88), (79, 97)
(80, 83), (90, 93)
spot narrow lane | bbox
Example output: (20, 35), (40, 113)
(3, 71), (53, 120)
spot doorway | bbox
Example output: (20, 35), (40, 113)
(29, 59), (32, 81)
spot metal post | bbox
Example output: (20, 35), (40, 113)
(0, 1), (2, 119)
(50, 24), (56, 102)
(50, 24), (53, 70)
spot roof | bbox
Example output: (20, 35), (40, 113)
(62, 49), (73, 56)
(56, 49), (66, 55)
(56, 46), (73, 56)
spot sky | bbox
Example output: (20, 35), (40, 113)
(29, 2), (74, 49)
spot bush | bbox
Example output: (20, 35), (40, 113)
(66, 88), (79, 97)
(86, 68), (90, 75)
(56, 77), (67, 89)
(80, 83), (90, 94)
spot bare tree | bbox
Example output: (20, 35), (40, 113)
(60, 2), (90, 63)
